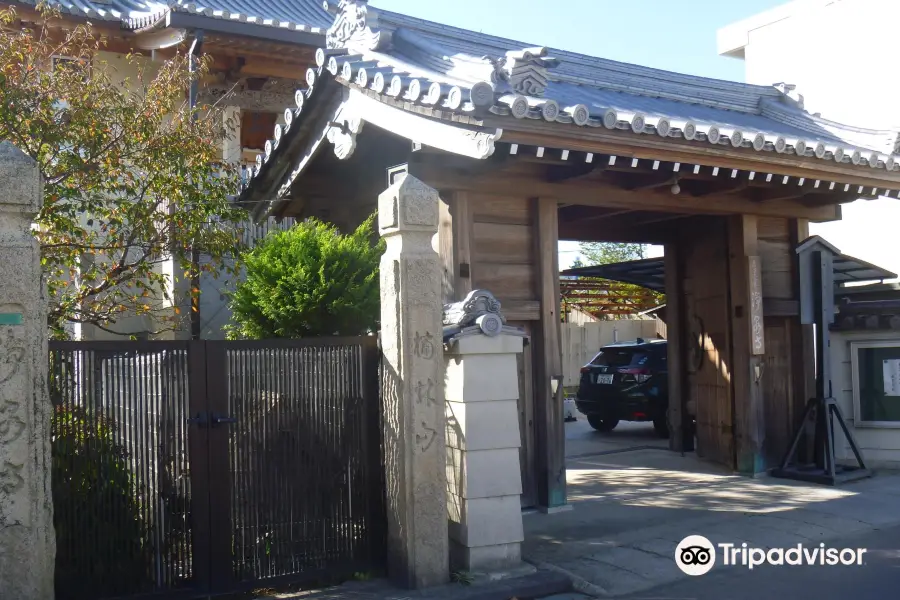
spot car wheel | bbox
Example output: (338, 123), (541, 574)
(653, 417), (670, 439)
(587, 415), (619, 432)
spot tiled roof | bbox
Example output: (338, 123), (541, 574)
(328, 4), (900, 169)
(251, 1), (893, 175)
(15, 0), (333, 32)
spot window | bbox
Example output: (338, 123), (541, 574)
(590, 349), (648, 368)
(241, 111), (278, 151)
(850, 340), (900, 427)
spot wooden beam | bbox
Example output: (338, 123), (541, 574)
(534, 197), (566, 510)
(411, 162), (841, 222)
(489, 119), (900, 189)
(580, 209), (635, 223)
(546, 162), (598, 183)
(503, 300), (541, 321)
(239, 59), (309, 81)
(611, 171), (676, 191)
(684, 179), (749, 197)
(629, 213), (690, 227)
(750, 187), (812, 203)
(558, 219), (671, 244)
(728, 215), (766, 474)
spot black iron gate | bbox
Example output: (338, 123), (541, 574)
(49, 337), (385, 600)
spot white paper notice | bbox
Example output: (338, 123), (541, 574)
(883, 359), (900, 397)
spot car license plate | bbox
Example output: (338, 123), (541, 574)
(595, 374), (614, 385)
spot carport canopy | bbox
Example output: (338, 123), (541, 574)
(561, 246), (897, 293)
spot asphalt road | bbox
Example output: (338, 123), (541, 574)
(621, 523), (900, 599)
(565, 418), (668, 458)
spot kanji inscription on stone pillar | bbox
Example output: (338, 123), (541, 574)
(378, 173), (448, 589)
(0, 141), (55, 600)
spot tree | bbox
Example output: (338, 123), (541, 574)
(226, 215), (384, 339)
(569, 256), (585, 269)
(578, 242), (646, 266)
(0, 7), (246, 337)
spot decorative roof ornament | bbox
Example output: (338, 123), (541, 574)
(326, 113), (364, 160)
(323, 0), (392, 52)
(774, 82), (804, 110)
(487, 47), (559, 97)
(442, 290), (527, 344)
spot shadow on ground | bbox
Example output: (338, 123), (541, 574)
(523, 444), (900, 597)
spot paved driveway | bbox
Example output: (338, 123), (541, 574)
(566, 418), (669, 459)
(524, 446), (900, 597)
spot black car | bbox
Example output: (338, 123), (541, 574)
(575, 338), (669, 438)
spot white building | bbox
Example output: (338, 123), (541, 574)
(718, 0), (900, 279)
(719, 0), (900, 467)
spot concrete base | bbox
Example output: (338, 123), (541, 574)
(444, 331), (527, 580)
(450, 539), (522, 573)
(540, 504), (575, 515)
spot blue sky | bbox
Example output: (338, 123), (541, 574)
(374, 0), (787, 80)
(374, 0), (789, 267)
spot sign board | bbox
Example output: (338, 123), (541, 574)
(0, 312), (23, 326)
(748, 256), (765, 355)
(796, 239), (838, 326)
(885, 359), (900, 397)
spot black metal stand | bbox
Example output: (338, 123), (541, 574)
(771, 238), (872, 486)
(771, 396), (870, 485)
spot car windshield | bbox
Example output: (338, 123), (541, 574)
(590, 348), (649, 368)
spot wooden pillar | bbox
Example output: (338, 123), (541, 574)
(451, 191), (473, 299)
(533, 197), (566, 509)
(728, 214), (766, 475)
(436, 190), (473, 305)
(664, 241), (688, 452)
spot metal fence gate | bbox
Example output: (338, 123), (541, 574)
(49, 337), (386, 600)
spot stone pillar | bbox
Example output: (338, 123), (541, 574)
(443, 290), (527, 573)
(0, 142), (55, 599)
(378, 174), (448, 588)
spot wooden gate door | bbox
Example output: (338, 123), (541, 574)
(681, 219), (736, 469)
(49, 338), (386, 600)
(203, 337), (386, 594)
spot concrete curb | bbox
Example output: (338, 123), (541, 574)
(260, 569), (573, 600)
(528, 560), (611, 598)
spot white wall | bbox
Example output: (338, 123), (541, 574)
(728, 0), (900, 278)
(831, 329), (900, 468)
(75, 51), (170, 340)
(562, 320), (666, 387)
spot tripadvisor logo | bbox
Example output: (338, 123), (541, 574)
(675, 535), (867, 575)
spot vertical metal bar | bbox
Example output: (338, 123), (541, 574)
(188, 341), (212, 593)
(362, 337), (383, 564)
(205, 341), (235, 593)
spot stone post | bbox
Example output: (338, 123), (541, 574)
(443, 291), (527, 573)
(378, 174), (448, 588)
(0, 142), (55, 599)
